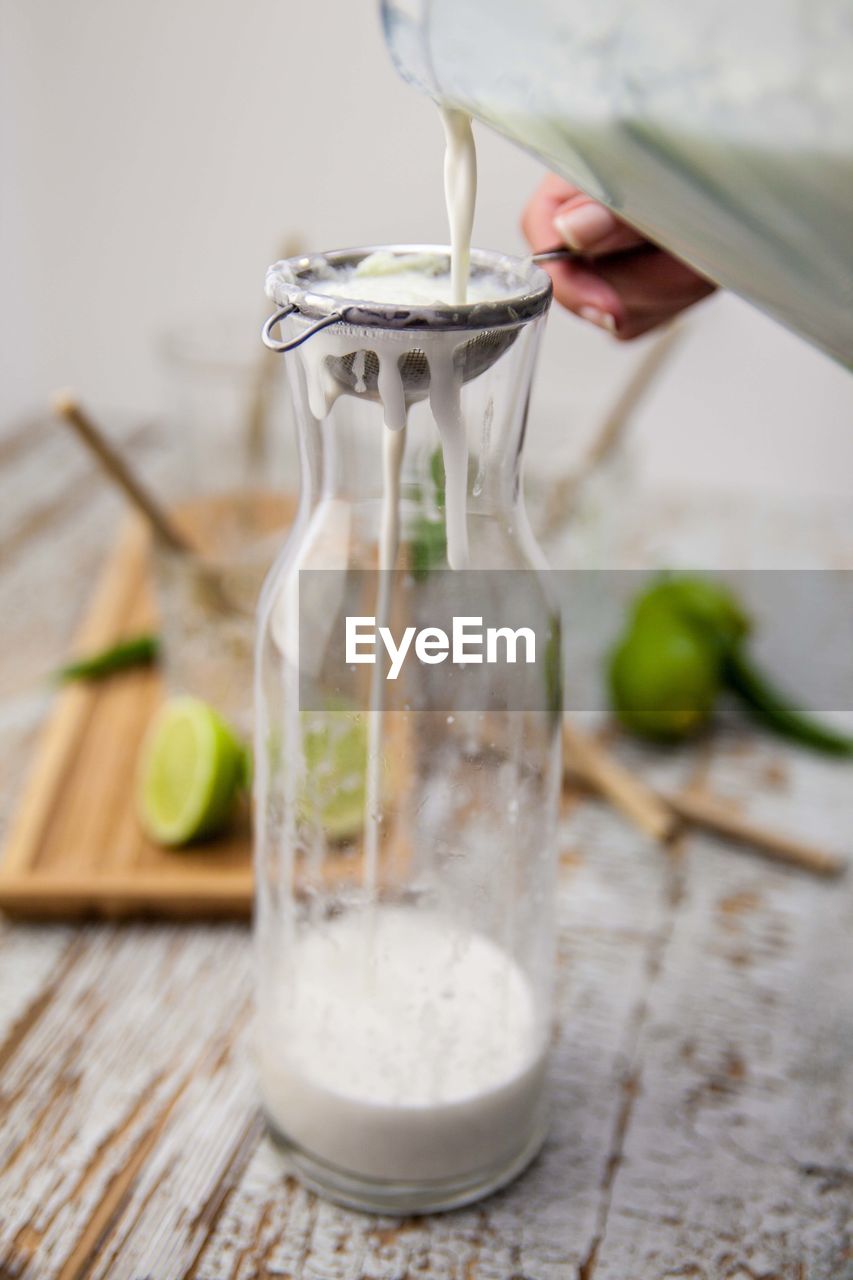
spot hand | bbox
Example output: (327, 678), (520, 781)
(522, 175), (715, 339)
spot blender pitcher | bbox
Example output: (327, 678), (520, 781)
(382, 0), (853, 367)
(254, 246), (562, 1213)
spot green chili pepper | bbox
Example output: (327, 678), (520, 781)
(725, 645), (853, 756)
(55, 633), (160, 683)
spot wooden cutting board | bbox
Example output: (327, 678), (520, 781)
(0, 512), (268, 921)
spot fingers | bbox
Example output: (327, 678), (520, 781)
(521, 176), (581, 252)
(547, 250), (714, 338)
(521, 175), (644, 258)
(552, 194), (647, 258)
(594, 250), (716, 339)
(544, 258), (625, 333)
(521, 175), (716, 338)
(594, 247), (714, 311)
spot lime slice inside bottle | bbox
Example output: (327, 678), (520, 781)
(300, 710), (370, 842)
(137, 697), (246, 846)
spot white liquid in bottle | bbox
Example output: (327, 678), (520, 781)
(260, 907), (547, 1184)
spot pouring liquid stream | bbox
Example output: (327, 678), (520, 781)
(362, 106), (478, 905)
(441, 105), (478, 306)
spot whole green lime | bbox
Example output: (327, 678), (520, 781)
(609, 618), (720, 740)
(632, 576), (749, 652)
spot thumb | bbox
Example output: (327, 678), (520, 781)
(553, 196), (647, 258)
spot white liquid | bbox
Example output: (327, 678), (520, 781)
(310, 251), (502, 307)
(260, 906), (547, 1182)
(440, 106), (478, 304)
(363, 422), (406, 899)
(295, 108), (479, 576)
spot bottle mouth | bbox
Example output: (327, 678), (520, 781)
(264, 245), (552, 333)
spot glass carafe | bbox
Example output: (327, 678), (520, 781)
(382, 0), (853, 368)
(254, 246), (562, 1213)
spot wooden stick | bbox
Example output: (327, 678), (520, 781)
(52, 391), (193, 553)
(563, 719), (846, 877)
(664, 787), (845, 877)
(539, 321), (683, 540)
(244, 232), (305, 470)
(563, 718), (679, 842)
(0, 871), (253, 920)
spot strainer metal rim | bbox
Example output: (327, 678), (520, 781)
(264, 244), (552, 333)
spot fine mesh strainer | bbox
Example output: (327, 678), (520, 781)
(262, 245), (553, 400)
(326, 330), (518, 397)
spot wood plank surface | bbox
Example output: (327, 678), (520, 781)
(0, 490), (296, 921)
(0, 508), (254, 919)
(1, 415), (852, 1279)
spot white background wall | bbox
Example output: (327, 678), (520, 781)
(3, 0), (852, 498)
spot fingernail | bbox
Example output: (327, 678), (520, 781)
(579, 306), (617, 334)
(554, 202), (617, 251)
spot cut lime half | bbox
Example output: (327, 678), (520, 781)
(300, 710), (370, 842)
(137, 697), (246, 846)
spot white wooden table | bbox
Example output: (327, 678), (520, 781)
(1, 415), (851, 1279)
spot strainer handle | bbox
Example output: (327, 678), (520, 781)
(531, 246), (579, 263)
(261, 306), (346, 354)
